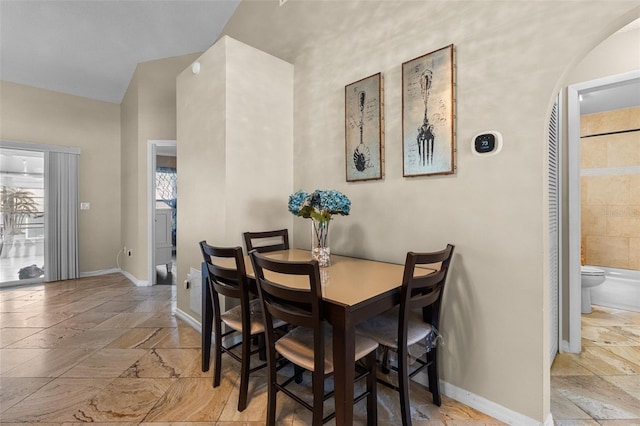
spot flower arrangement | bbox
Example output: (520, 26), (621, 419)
(288, 189), (351, 267)
(288, 189), (351, 223)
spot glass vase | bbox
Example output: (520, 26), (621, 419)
(311, 218), (330, 267)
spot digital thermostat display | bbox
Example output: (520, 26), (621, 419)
(472, 131), (503, 156)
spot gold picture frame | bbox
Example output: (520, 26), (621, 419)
(402, 44), (455, 177)
(345, 72), (384, 182)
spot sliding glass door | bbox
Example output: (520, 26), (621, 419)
(0, 148), (45, 286)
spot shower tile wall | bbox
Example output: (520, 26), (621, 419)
(581, 106), (640, 270)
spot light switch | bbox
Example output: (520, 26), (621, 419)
(80, 202), (90, 210)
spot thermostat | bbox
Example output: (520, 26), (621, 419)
(472, 131), (503, 156)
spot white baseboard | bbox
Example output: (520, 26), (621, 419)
(441, 381), (550, 426)
(120, 269), (150, 287)
(175, 307), (202, 332)
(79, 268), (150, 287)
(80, 268), (120, 277)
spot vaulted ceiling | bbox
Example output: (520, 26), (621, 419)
(0, 0), (240, 104)
(0, 1), (637, 113)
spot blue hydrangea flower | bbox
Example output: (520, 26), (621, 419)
(288, 190), (308, 214)
(311, 190), (350, 215)
(288, 189), (350, 222)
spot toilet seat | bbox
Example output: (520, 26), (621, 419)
(581, 266), (605, 276)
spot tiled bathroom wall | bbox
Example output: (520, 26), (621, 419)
(581, 106), (640, 270)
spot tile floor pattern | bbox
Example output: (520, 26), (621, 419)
(0, 273), (504, 425)
(7, 275), (637, 425)
(550, 305), (640, 426)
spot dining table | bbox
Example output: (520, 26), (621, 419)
(201, 248), (428, 425)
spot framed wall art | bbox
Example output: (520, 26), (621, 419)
(345, 72), (384, 182)
(402, 44), (455, 177)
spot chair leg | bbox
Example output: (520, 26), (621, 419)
(238, 333), (251, 411)
(201, 281), (213, 372)
(427, 350), (441, 406)
(366, 351), (378, 426)
(398, 348), (412, 426)
(213, 322), (223, 388)
(266, 348), (278, 426)
(311, 369), (324, 426)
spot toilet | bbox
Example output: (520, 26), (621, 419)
(581, 266), (605, 314)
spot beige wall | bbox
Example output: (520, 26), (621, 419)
(120, 53), (200, 282)
(0, 81), (121, 273)
(580, 107), (640, 269)
(220, 0), (640, 422)
(176, 36), (294, 320)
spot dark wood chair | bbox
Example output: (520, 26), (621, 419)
(249, 250), (379, 426)
(356, 244), (455, 426)
(199, 241), (285, 412)
(243, 229), (289, 253)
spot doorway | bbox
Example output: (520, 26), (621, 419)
(566, 70), (640, 352)
(0, 147), (45, 286)
(148, 140), (177, 285)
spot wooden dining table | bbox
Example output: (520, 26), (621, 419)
(201, 249), (418, 425)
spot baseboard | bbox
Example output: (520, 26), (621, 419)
(172, 307), (552, 426)
(175, 307), (202, 332)
(119, 269), (150, 287)
(79, 267), (150, 287)
(80, 268), (120, 278)
(441, 381), (550, 426)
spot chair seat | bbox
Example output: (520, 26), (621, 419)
(221, 299), (286, 335)
(275, 323), (379, 374)
(356, 307), (433, 349)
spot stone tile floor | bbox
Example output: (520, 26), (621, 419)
(0, 273), (503, 425)
(550, 305), (640, 425)
(6, 274), (638, 424)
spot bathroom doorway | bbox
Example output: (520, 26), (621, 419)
(566, 71), (640, 352)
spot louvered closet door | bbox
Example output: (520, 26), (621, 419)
(549, 95), (560, 364)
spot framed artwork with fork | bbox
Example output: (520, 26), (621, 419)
(345, 72), (384, 182)
(402, 44), (455, 177)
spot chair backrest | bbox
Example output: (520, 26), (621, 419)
(199, 241), (252, 319)
(399, 244), (455, 338)
(243, 229), (289, 253)
(249, 250), (325, 372)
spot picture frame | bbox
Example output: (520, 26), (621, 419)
(345, 72), (384, 182)
(402, 44), (455, 177)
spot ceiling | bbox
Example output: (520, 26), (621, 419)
(0, 0), (240, 104)
(0, 1), (638, 113)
